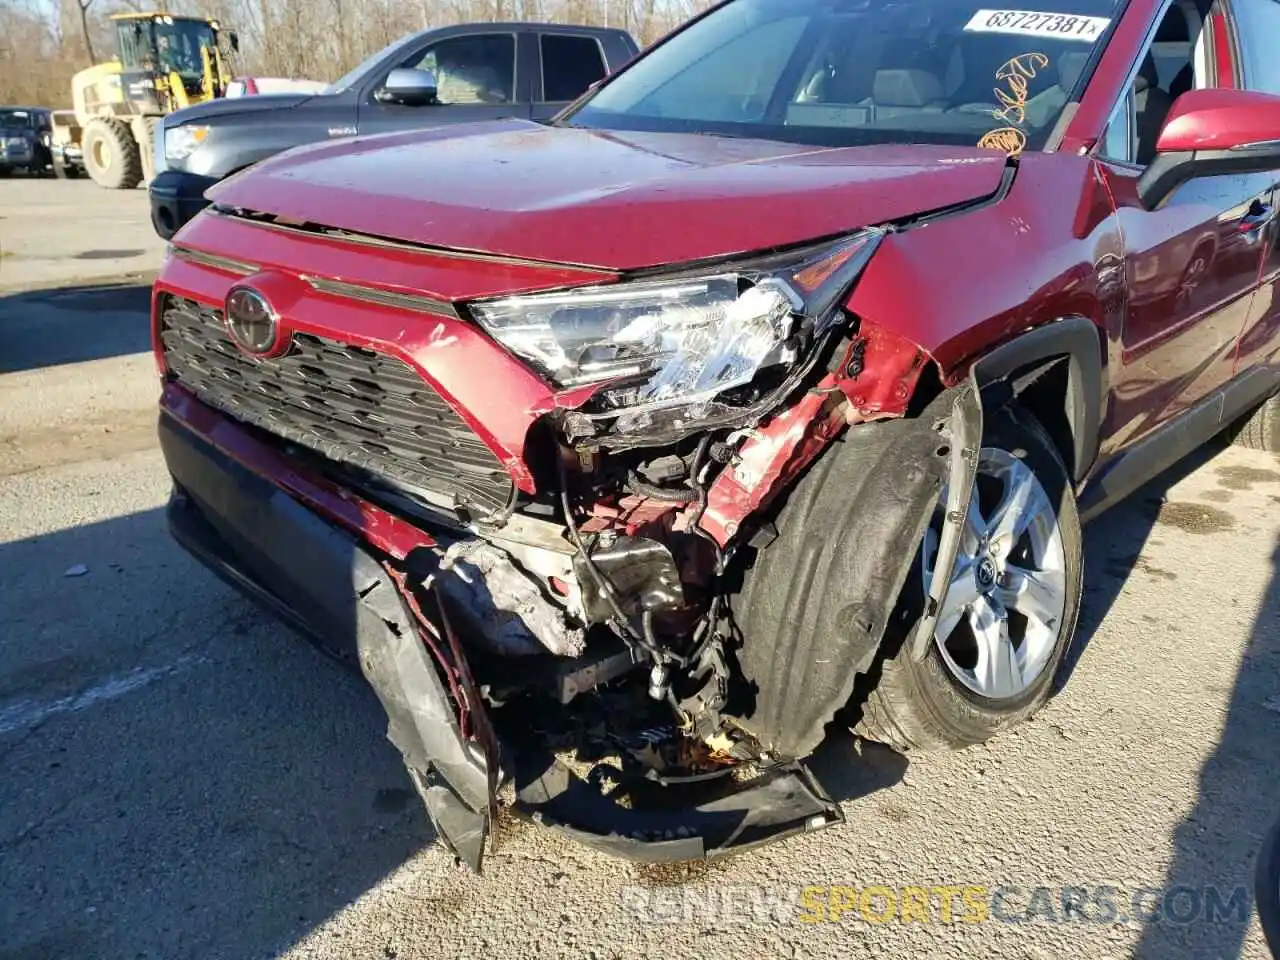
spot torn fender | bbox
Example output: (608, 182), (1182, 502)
(727, 390), (957, 760)
(700, 320), (933, 547)
(909, 379), (982, 662)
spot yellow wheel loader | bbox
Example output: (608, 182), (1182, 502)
(52, 13), (238, 189)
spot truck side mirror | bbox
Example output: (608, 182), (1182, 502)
(376, 68), (439, 107)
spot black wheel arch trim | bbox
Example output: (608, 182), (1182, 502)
(968, 316), (1105, 487)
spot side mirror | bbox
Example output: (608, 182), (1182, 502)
(1138, 88), (1280, 210)
(1259, 815), (1280, 958)
(375, 68), (438, 107)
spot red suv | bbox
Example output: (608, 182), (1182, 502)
(152, 0), (1280, 869)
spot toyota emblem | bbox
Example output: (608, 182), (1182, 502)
(224, 286), (282, 356)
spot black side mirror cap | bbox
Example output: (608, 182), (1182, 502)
(1138, 142), (1280, 210)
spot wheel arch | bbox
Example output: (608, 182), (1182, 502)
(963, 317), (1104, 486)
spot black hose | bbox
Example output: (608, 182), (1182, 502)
(625, 470), (697, 503)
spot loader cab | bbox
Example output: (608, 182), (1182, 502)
(113, 14), (232, 111)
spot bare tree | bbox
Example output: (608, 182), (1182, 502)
(76, 0), (95, 64)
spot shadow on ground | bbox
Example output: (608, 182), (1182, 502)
(1056, 437), (1228, 694)
(0, 506), (435, 960)
(1131, 530), (1280, 959)
(1042, 432), (1279, 958)
(0, 279), (154, 374)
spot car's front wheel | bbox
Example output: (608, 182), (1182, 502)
(854, 408), (1083, 752)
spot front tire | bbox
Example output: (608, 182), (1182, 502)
(854, 407), (1083, 752)
(81, 118), (143, 189)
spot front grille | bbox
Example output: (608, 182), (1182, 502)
(159, 296), (515, 519)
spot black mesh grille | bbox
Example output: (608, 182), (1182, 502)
(159, 296), (515, 518)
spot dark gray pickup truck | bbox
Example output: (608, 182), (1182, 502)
(150, 22), (638, 239)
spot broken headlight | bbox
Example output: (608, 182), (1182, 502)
(468, 230), (883, 425)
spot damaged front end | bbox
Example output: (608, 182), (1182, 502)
(157, 216), (962, 872)
(343, 228), (960, 870)
(355, 484), (850, 871)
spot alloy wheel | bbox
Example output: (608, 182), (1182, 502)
(922, 448), (1067, 700)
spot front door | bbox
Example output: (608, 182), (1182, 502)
(1230, 0), (1280, 377)
(1097, 3), (1269, 454)
(356, 32), (530, 136)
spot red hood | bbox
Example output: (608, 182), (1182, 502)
(207, 120), (1009, 271)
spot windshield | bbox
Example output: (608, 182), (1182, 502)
(154, 20), (218, 81)
(0, 110), (33, 130)
(323, 33), (420, 94)
(565, 0), (1121, 153)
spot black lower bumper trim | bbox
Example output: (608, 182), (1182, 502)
(160, 411), (493, 868)
(513, 755), (842, 862)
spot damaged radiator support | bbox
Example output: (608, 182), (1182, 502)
(431, 540), (586, 658)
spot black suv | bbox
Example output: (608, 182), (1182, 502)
(0, 107), (52, 177)
(150, 22), (638, 238)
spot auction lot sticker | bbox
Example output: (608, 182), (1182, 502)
(964, 9), (1112, 40)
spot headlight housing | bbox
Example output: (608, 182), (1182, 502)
(164, 124), (209, 162)
(468, 230), (883, 435)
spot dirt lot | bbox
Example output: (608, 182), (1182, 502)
(1, 178), (1278, 960)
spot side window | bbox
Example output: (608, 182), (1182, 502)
(406, 34), (516, 105)
(1234, 0), (1280, 94)
(541, 35), (606, 102)
(1098, 5), (1202, 166)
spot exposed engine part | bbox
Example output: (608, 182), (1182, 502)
(673, 637), (732, 742)
(636, 455), (686, 485)
(648, 661), (669, 701)
(434, 540), (586, 657)
(554, 642), (643, 704)
(573, 534), (686, 622)
(477, 513), (582, 618)
(480, 632), (643, 705)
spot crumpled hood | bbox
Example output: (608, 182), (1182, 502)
(207, 119), (1009, 271)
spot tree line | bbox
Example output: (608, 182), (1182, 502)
(0, 0), (711, 108)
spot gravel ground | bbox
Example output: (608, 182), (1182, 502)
(1, 179), (1278, 960)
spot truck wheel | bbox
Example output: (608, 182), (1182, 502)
(82, 118), (143, 189)
(1230, 392), (1280, 453)
(0, 167), (10, 178)
(853, 408), (1083, 752)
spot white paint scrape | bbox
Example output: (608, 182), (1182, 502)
(0, 655), (208, 735)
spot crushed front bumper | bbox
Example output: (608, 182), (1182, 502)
(159, 400), (843, 871)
